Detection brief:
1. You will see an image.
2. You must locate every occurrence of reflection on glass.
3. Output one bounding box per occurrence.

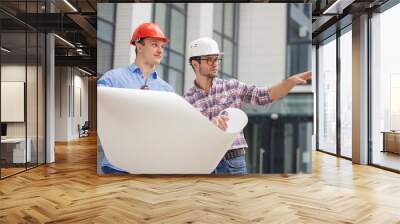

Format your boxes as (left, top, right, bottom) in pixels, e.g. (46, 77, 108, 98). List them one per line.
(98, 20, 114, 43)
(213, 3, 223, 32)
(97, 3, 115, 23)
(318, 37, 337, 154)
(169, 51, 184, 71)
(168, 69, 183, 95)
(154, 4, 166, 34)
(170, 9, 185, 53)
(222, 39, 233, 76)
(340, 29, 352, 158)
(223, 4, 234, 38)
(1, 32, 27, 177)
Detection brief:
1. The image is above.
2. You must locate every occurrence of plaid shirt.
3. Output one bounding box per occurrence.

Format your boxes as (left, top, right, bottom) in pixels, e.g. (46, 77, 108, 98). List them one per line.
(184, 78, 273, 150)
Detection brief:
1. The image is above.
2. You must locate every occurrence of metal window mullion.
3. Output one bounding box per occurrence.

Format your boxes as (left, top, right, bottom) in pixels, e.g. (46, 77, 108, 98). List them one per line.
(0, 27, 2, 179)
(25, 2, 28, 171)
(165, 4, 171, 82)
(316, 44, 319, 150)
(234, 3, 239, 78)
(367, 11, 373, 165)
(221, 3, 225, 76)
(36, 21, 39, 167)
(336, 30, 341, 157)
(181, 3, 187, 94)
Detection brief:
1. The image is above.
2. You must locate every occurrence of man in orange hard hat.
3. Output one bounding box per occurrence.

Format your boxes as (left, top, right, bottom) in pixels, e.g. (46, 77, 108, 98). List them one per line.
(98, 22, 173, 174)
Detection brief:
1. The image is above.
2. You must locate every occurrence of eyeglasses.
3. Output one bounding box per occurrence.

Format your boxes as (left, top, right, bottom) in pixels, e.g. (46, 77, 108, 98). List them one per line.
(198, 57, 222, 66)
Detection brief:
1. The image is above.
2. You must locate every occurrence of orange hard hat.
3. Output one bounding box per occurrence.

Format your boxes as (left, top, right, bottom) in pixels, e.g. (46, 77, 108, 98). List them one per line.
(130, 22, 168, 46)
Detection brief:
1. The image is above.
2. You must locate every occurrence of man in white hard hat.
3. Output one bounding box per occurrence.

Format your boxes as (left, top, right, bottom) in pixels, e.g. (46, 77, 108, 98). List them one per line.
(184, 37, 311, 174)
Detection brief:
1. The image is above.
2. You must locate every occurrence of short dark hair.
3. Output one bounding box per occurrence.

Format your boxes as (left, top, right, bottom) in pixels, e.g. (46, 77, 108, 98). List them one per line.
(134, 38, 146, 55)
(189, 56, 200, 71)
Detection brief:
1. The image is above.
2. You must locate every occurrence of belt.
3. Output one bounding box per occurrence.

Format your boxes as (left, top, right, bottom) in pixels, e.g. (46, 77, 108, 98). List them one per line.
(224, 148, 246, 160)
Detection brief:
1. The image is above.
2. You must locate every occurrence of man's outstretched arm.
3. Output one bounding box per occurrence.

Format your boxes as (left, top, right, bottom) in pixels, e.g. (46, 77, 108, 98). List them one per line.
(269, 71, 312, 101)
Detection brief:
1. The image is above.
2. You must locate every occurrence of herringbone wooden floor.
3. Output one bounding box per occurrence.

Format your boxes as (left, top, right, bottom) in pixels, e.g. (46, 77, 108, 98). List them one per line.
(1, 135, 399, 224)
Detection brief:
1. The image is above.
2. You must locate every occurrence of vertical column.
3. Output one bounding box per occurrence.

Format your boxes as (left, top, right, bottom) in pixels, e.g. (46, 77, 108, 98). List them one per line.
(46, 32, 55, 163)
(352, 14, 369, 164)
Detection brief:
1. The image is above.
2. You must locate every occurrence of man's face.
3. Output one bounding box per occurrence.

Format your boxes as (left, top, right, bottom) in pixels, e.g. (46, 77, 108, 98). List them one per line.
(195, 54, 221, 78)
(137, 38, 166, 65)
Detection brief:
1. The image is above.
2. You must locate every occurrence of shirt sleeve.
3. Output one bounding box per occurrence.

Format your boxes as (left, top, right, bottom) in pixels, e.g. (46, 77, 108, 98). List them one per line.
(235, 80, 273, 105)
(166, 84, 175, 92)
(97, 74, 112, 87)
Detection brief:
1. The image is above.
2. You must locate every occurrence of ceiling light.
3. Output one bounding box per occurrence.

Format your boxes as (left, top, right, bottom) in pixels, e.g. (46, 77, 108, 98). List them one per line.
(63, 0, 78, 12)
(322, 0, 354, 15)
(78, 67, 93, 76)
(1, 47, 11, 53)
(54, 34, 75, 48)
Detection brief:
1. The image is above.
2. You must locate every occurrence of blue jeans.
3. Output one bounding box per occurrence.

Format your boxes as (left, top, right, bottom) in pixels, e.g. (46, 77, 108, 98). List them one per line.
(101, 165, 129, 174)
(212, 155, 247, 175)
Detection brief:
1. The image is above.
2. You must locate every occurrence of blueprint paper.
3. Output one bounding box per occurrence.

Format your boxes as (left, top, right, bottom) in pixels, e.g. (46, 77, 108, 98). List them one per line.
(97, 87, 248, 174)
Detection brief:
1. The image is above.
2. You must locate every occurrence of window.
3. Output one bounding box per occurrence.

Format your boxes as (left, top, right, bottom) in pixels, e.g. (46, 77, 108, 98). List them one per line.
(287, 4, 312, 78)
(317, 35, 337, 155)
(213, 3, 239, 80)
(153, 3, 187, 95)
(97, 3, 116, 77)
(370, 2, 400, 171)
(339, 26, 352, 158)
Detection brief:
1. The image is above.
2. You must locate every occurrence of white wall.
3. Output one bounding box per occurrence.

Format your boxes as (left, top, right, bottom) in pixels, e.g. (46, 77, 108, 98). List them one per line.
(1, 65, 36, 138)
(55, 67, 89, 141)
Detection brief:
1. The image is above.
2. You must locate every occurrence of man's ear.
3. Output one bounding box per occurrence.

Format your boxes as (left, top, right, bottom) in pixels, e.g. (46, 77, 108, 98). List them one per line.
(136, 43, 143, 53)
(192, 60, 200, 71)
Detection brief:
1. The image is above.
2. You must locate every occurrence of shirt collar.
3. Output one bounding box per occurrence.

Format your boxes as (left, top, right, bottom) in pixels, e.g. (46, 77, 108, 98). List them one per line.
(193, 78, 217, 93)
(128, 63, 158, 79)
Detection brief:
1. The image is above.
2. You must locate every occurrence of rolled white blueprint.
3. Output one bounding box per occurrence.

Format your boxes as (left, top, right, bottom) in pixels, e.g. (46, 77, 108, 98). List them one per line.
(97, 87, 248, 174)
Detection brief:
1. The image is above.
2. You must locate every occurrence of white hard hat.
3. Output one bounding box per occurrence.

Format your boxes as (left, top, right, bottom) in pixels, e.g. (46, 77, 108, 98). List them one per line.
(188, 37, 223, 58)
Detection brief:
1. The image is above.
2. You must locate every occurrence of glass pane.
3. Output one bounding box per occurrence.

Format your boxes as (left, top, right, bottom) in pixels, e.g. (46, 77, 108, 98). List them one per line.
(27, 32, 38, 168)
(1, 32, 27, 177)
(213, 3, 223, 33)
(371, 4, 400, 171)
(98, 20, 113, 43)
(154, 4, 167, 34)
(161, 48, 169, 65)
(168, 51, 184, 71)
(155, 64, 165, 80)
(340, 30, 352, 158)
(317, 37, 337, 154)
(97, 3, 115, 23)
(97, 41, 113, 76)
(222, 39, 233, 75)
(223, 4, 234, 38)
(170, 9, 185, 53)
(213, 33, 223, 72)
(172, 3, 185, 11)
(168, 69, 183, 95)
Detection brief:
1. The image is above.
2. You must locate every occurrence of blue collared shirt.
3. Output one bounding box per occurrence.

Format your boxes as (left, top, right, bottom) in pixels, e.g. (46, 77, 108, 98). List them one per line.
(98, 63, 174, 172)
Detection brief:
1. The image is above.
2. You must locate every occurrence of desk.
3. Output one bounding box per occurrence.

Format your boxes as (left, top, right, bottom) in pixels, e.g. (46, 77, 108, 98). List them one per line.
(382, 131, 400, 154)
(1, 138, 31, 163)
